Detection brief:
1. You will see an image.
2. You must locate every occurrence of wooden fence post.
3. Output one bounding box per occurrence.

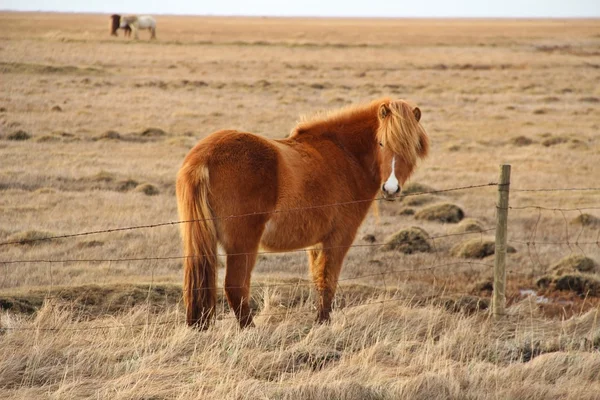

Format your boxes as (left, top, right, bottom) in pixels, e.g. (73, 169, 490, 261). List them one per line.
(493, 164, 511, 318)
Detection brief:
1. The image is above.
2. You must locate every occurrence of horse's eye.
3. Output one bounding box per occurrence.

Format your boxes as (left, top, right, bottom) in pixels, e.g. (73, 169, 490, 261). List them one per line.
(379, 142, 383, 148)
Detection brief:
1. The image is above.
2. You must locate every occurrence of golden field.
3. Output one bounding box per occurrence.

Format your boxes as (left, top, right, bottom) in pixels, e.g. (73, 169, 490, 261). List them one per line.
(1, 12, 600, 399)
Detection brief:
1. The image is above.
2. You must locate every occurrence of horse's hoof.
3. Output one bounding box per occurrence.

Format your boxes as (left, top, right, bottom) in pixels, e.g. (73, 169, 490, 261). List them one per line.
(238, 315, 255, 329)
(315, 314, 331, 324)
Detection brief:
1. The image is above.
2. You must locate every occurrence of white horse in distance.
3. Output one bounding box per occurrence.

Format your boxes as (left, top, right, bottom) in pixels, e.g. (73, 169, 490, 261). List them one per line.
(120, 16, 156, 40)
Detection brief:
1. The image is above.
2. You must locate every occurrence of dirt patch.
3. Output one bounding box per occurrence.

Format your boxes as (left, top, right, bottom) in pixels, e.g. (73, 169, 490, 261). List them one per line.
(415, 203, 464, 223)
(381, 226, 431, 254)
(450, 238, 516, 259)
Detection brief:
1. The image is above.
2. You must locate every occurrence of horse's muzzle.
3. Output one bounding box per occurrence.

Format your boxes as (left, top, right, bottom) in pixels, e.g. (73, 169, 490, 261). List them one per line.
(381, 185, 401, 200)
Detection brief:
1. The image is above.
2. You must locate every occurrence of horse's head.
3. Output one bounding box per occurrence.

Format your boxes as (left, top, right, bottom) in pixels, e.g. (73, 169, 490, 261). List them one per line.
(377, 99, 429, 199)
(109, 14, 120, 36)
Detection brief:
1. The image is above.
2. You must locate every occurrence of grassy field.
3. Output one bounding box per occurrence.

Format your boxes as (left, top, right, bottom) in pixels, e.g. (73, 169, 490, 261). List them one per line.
(1, 12, 600, 399)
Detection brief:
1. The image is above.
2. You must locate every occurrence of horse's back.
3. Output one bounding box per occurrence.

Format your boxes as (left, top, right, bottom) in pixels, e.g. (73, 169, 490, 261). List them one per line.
(183, 130, 279, 217)
(138, 16, 156, 28)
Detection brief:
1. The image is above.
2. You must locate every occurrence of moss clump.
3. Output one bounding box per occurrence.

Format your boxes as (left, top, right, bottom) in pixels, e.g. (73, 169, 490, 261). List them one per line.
(511, 135, 533, 146)
(7, 130, 31, 141)
(381, 226, 431, 254)
(451, 238, 516, 259)
(97, 130, 121, 140)
(135, 183, 160, 196)
(551, 255, 597, 275)
(140, 127, 166, 137)
(541, 136, 569, 147)
(451, 218, 485, 234)
(116, 178, 139, 192)
(571, 213, 600, 228)
(555, 274, 600, 297)
(415, 203, 464, 223)
(90, 171, 116, 182)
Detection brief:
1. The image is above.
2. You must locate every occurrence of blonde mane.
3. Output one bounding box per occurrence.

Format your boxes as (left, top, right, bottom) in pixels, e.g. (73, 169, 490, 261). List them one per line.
(377, 99, 429, 166)
(290, 98, 384, 137)
(289, 98, 428, 167)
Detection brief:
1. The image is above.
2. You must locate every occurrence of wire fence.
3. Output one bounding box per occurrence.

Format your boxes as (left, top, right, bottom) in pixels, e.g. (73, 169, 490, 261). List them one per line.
(1, 177, 599, 333)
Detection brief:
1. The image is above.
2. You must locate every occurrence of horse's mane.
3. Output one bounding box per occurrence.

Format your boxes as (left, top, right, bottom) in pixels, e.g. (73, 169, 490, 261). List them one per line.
(290, 98, 384, 138)
(290, 97, 428, 166)
(377, 99, 429, 166)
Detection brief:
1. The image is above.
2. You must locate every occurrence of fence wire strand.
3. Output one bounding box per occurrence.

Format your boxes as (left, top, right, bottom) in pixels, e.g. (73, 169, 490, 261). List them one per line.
(0, 182, 498, 247)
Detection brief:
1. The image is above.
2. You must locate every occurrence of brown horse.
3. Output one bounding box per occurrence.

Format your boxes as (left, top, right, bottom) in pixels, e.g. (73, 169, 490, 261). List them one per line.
(109, 14, 131, 37)
(176, 97, 429, 329)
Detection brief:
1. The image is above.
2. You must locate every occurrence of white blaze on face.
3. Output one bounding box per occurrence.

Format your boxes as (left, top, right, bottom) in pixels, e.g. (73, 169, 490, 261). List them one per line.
(383, 156, 400, 195)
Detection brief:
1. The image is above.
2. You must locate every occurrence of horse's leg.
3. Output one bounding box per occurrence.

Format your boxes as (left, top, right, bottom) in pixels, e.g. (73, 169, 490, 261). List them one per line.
(132, 26, 139, 40)
(309, 236, 353, 323)
(150, 27, 156, 40)
(222, 218, 264, 328)
(225, 251, 258, 328)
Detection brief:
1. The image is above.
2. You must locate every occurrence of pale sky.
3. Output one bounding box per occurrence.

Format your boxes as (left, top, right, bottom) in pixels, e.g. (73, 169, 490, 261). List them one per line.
(0, 0, 599, 17)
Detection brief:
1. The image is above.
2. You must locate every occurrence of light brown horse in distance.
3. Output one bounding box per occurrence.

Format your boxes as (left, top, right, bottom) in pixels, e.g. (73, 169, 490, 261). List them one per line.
(176, 98, 429, 329)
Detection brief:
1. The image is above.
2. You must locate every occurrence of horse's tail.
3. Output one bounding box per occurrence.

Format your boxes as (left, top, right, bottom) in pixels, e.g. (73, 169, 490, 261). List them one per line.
(176, 165, 218, 329)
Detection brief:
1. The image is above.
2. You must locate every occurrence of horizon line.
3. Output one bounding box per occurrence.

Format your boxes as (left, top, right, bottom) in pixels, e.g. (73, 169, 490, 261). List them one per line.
(1, 10, 599, 19)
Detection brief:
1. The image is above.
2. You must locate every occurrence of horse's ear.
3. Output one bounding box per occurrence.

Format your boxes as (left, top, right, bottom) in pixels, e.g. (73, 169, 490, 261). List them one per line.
(379, 103, 390, 120)
(413, 107, 421, 122)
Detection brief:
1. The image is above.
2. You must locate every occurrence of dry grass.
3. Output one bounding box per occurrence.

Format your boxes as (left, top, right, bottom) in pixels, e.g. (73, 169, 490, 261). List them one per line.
(1, 12, 600, 398)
